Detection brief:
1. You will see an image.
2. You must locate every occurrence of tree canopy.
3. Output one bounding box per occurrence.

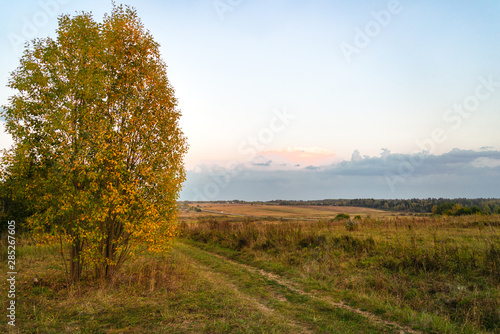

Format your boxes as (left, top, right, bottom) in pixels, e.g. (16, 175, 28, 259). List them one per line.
(1, 4, 187, 282)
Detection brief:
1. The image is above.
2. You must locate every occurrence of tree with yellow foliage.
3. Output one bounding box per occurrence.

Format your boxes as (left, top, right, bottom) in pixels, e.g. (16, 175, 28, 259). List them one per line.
(1, 5, 187, 282)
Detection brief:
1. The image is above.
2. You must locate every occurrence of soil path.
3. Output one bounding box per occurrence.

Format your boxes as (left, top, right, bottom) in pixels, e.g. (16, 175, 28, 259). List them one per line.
(178, 241, 421, 334)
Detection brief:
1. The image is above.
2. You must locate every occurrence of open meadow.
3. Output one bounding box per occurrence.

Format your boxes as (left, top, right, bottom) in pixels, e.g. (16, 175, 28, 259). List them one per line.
(183, 202, 390, 219)
(2, 2, 500, 333)
(1, 203, 499, 333)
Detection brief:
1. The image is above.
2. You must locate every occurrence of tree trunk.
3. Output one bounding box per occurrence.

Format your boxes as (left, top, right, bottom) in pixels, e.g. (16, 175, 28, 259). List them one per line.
(70, 239, 83, 283)
(105, 230, 115, 278)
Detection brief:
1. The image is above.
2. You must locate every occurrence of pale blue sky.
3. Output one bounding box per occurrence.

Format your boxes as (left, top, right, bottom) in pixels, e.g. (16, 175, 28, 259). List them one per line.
(1, 0, 500, 200)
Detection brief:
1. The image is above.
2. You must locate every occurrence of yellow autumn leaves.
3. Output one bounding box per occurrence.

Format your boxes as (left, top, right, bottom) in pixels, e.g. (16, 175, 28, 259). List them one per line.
(2, 4, 187, 282)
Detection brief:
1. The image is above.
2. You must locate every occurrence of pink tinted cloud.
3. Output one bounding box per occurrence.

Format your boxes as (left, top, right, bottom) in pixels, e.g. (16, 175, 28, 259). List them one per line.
(259, 147, 338, 166)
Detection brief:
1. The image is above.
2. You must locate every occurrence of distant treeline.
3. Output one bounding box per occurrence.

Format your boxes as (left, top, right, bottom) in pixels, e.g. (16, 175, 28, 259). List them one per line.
(268, 198, 500, 215)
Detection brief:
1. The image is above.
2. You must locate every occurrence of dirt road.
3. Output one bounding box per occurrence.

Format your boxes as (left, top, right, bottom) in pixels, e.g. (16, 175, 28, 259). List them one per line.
(176, 240, 420, 333)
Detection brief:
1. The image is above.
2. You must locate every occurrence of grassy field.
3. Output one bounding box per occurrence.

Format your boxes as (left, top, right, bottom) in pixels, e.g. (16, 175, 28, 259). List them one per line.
(1, 204, 499, 333)
(184, 203, 391, 219)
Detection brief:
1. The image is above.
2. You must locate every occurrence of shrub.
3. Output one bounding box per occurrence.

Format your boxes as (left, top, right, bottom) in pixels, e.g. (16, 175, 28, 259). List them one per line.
(333, 213, 350, 221)
(345, 219, 360, 231)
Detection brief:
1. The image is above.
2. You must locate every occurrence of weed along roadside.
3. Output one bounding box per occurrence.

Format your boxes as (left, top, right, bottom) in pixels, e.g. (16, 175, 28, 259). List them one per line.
(0, 203, 499, 332)
(178, 205, 500, 333)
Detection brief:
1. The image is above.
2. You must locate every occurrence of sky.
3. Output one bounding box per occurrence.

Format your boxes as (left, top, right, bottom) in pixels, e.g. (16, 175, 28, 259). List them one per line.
(1, 0, 500, 200)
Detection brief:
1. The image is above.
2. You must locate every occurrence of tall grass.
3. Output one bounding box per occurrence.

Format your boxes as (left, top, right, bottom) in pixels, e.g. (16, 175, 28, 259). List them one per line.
(181, 215, 500, 332)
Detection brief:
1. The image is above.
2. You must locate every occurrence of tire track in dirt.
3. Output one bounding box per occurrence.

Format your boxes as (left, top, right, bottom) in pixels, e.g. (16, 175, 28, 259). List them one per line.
(181, 241, 421, 334)
(175, 247, 314, 334)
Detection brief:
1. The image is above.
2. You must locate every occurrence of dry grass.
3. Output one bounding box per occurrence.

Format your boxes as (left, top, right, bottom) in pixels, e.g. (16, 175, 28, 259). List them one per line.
(0, 234, 395, 333)
(182, 203, 389, 219)
(0, 239, 195, 333)
(2, 207, 499, 333)
(181, 213, 500, 333)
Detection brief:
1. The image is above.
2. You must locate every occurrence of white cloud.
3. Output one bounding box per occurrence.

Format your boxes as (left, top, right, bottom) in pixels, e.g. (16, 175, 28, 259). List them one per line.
(180, 148, 500, 200)
(257, 146, 338, 167)
(471, 157, 500, 168)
